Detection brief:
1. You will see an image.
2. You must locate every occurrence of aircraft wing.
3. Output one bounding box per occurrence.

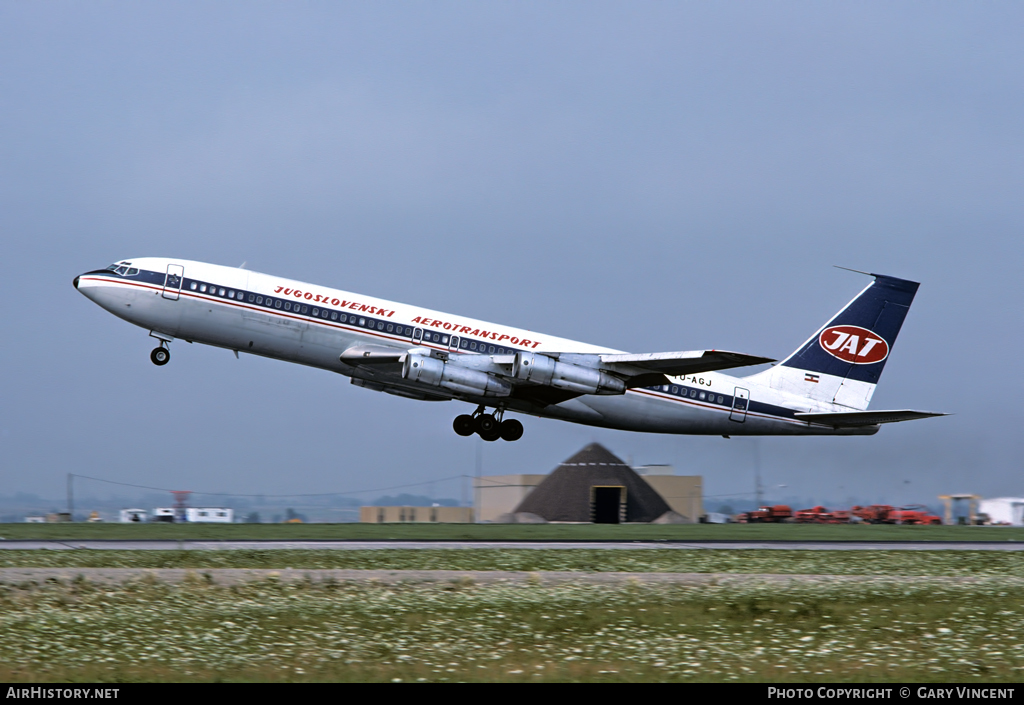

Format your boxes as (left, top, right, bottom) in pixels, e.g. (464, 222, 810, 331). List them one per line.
(794, 410, 948, 427)
(340, 344, 774, 403)
(596, 350, 775, 387)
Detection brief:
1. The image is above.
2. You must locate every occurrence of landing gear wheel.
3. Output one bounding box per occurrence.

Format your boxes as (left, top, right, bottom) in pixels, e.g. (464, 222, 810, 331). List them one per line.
(499, 419, 524, 442)
(479, 428, 501, 442)
(150, 347, 170, 366)
(453, 415, 476, 437)
(475, 414, 498, 435)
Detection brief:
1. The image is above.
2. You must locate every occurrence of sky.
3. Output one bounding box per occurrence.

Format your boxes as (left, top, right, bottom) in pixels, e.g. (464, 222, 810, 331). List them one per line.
(1, 2, 1022, 512)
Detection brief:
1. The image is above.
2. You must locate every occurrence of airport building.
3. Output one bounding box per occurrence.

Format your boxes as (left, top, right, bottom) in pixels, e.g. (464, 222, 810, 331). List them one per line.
(359, 506, 474, 523)
(151, 507, 234, 523)
(477, 443, 703, 524)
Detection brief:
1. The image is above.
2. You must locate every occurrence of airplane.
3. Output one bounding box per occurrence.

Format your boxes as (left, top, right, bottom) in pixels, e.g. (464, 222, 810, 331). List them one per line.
(73, 258, 945, 442)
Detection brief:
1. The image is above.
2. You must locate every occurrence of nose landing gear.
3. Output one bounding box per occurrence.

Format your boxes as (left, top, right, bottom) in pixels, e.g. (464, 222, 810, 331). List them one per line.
(452, 407, 524, 442)
(150, 346, 170, 366)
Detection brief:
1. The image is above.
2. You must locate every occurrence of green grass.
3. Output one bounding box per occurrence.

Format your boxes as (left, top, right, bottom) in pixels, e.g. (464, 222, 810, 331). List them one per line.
(3, 549, 1021, 682)
(3, 522, 1023, 541)
(2, 549, 1024, 577)
(0, 574, 1020, 682)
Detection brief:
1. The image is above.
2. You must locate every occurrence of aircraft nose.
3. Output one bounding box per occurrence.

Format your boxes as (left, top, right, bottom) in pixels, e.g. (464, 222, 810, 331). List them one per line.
(73, 276, 80, 289)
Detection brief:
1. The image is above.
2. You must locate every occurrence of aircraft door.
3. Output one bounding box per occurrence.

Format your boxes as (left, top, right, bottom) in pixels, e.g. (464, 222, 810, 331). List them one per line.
(729, 387, 750, 423)
(449, 335, 460, 353)
(412, 327, 423, 345)
(162, 264, 184, 300)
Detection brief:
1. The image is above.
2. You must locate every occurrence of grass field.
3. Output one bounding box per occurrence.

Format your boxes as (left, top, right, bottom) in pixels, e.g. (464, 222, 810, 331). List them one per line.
(0, 549, 1022, 682)
(3, 522, 1023, 541)
(1, 548, 1024, 576)
(0, 570, 1020, 682)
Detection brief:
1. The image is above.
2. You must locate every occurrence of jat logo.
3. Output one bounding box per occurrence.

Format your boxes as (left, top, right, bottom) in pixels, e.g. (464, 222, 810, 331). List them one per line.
(818, 325, 889, 364)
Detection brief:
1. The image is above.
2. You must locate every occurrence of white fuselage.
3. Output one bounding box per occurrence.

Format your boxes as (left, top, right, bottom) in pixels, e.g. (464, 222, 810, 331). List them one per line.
(75, 257, 875, 437)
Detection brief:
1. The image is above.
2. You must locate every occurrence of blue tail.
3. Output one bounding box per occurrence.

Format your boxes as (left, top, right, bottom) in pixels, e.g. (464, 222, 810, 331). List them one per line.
(747, 273, 919, 410)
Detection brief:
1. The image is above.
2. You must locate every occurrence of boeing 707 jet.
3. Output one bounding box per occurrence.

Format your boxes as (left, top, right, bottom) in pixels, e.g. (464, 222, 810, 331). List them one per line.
(74, 259, 944, 442)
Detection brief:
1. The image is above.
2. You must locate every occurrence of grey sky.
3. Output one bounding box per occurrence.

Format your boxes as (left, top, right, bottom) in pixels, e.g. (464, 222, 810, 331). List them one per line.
(1, 2, 1022, 509)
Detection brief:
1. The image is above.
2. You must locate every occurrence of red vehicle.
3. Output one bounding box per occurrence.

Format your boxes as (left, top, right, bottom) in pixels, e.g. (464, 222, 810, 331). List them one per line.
(738, 505, 793, 523)
(795, 506, 851, 524)
(851, 505, 896, 523)
(885, 505, 943, 525)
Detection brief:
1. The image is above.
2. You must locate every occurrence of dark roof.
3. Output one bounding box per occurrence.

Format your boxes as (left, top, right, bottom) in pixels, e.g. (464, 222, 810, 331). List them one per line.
(513, 443, 671, 522)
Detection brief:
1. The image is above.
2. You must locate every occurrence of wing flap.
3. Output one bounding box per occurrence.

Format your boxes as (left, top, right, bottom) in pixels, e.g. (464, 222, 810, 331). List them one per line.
(794, 410, 948, 427)
(599, 350, 775, 378)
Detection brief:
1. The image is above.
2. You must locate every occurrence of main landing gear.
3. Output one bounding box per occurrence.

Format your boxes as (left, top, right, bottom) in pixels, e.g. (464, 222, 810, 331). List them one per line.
(150, 345, 170, 366)
(453, 406, 524, 442)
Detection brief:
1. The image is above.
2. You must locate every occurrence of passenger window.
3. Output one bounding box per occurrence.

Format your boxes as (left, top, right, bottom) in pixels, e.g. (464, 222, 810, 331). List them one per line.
(284, 302, 292, 311)
(340, 314, 347, 322)
(461, 339, 469, 349)
(331, 312, 338, 321)
(488, 346, 495, 354)
(441, 335, 449, 344)
(717, 395, 724, 403)
(386, 324, 393, 332)
(322, 309, 328, 318)
(228, 290, 235, 298)
(200, 284, 207, 292)
(248, 294, 255, 302)
(358, 318, 366, 326)
(301, 305, 308, 313)
(218, 288, 225, 296)
(671, 386, 678, 394)
(190, 283, 198, 291)
(312, 308, 319, 316)
(699, 392, 706, 400)
(689, 389, 697, 398)
(275, 300, 281, 308)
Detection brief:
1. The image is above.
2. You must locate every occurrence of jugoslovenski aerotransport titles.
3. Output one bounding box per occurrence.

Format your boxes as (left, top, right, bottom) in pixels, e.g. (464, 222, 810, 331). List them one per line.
(74, 259, 945, 442)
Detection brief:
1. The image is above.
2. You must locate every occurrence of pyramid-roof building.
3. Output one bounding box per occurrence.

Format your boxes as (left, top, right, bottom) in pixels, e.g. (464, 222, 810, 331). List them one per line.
(513, 443, 671, 523)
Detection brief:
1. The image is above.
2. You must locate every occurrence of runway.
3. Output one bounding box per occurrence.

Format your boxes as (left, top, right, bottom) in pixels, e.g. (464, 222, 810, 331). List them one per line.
(2, 540, 1023, 551)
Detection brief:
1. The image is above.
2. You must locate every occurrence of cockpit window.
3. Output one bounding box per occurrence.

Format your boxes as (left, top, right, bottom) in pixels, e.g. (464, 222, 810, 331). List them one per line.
(105, 265, 119, 271)
(126, 268, 139, 276)
(115, 266, 129, 275)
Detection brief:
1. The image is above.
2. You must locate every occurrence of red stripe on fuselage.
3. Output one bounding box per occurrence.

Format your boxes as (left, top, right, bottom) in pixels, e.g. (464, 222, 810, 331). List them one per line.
(629, 388, 807, 427)
(78, 276, 460, 353)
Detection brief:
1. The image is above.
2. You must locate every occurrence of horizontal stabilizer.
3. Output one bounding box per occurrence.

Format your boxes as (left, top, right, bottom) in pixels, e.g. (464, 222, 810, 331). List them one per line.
(794, 410, 948, 427)
(600, 350, 775, 378)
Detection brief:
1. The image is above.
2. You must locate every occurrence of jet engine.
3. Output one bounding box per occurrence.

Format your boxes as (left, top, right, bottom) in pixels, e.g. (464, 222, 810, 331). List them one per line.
(512, 352, 625, 395)
(402, 354, 512, 398)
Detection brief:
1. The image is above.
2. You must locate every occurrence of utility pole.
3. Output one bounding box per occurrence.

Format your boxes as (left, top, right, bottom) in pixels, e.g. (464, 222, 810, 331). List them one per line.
(67, 473, 74, 521)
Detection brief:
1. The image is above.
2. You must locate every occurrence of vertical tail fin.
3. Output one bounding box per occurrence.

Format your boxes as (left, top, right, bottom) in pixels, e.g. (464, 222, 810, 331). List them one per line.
(746, 273, 919, 410)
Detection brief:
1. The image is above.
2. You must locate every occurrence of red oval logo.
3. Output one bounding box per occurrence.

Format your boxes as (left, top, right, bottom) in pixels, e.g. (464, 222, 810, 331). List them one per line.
(818, 325, 889, 364)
